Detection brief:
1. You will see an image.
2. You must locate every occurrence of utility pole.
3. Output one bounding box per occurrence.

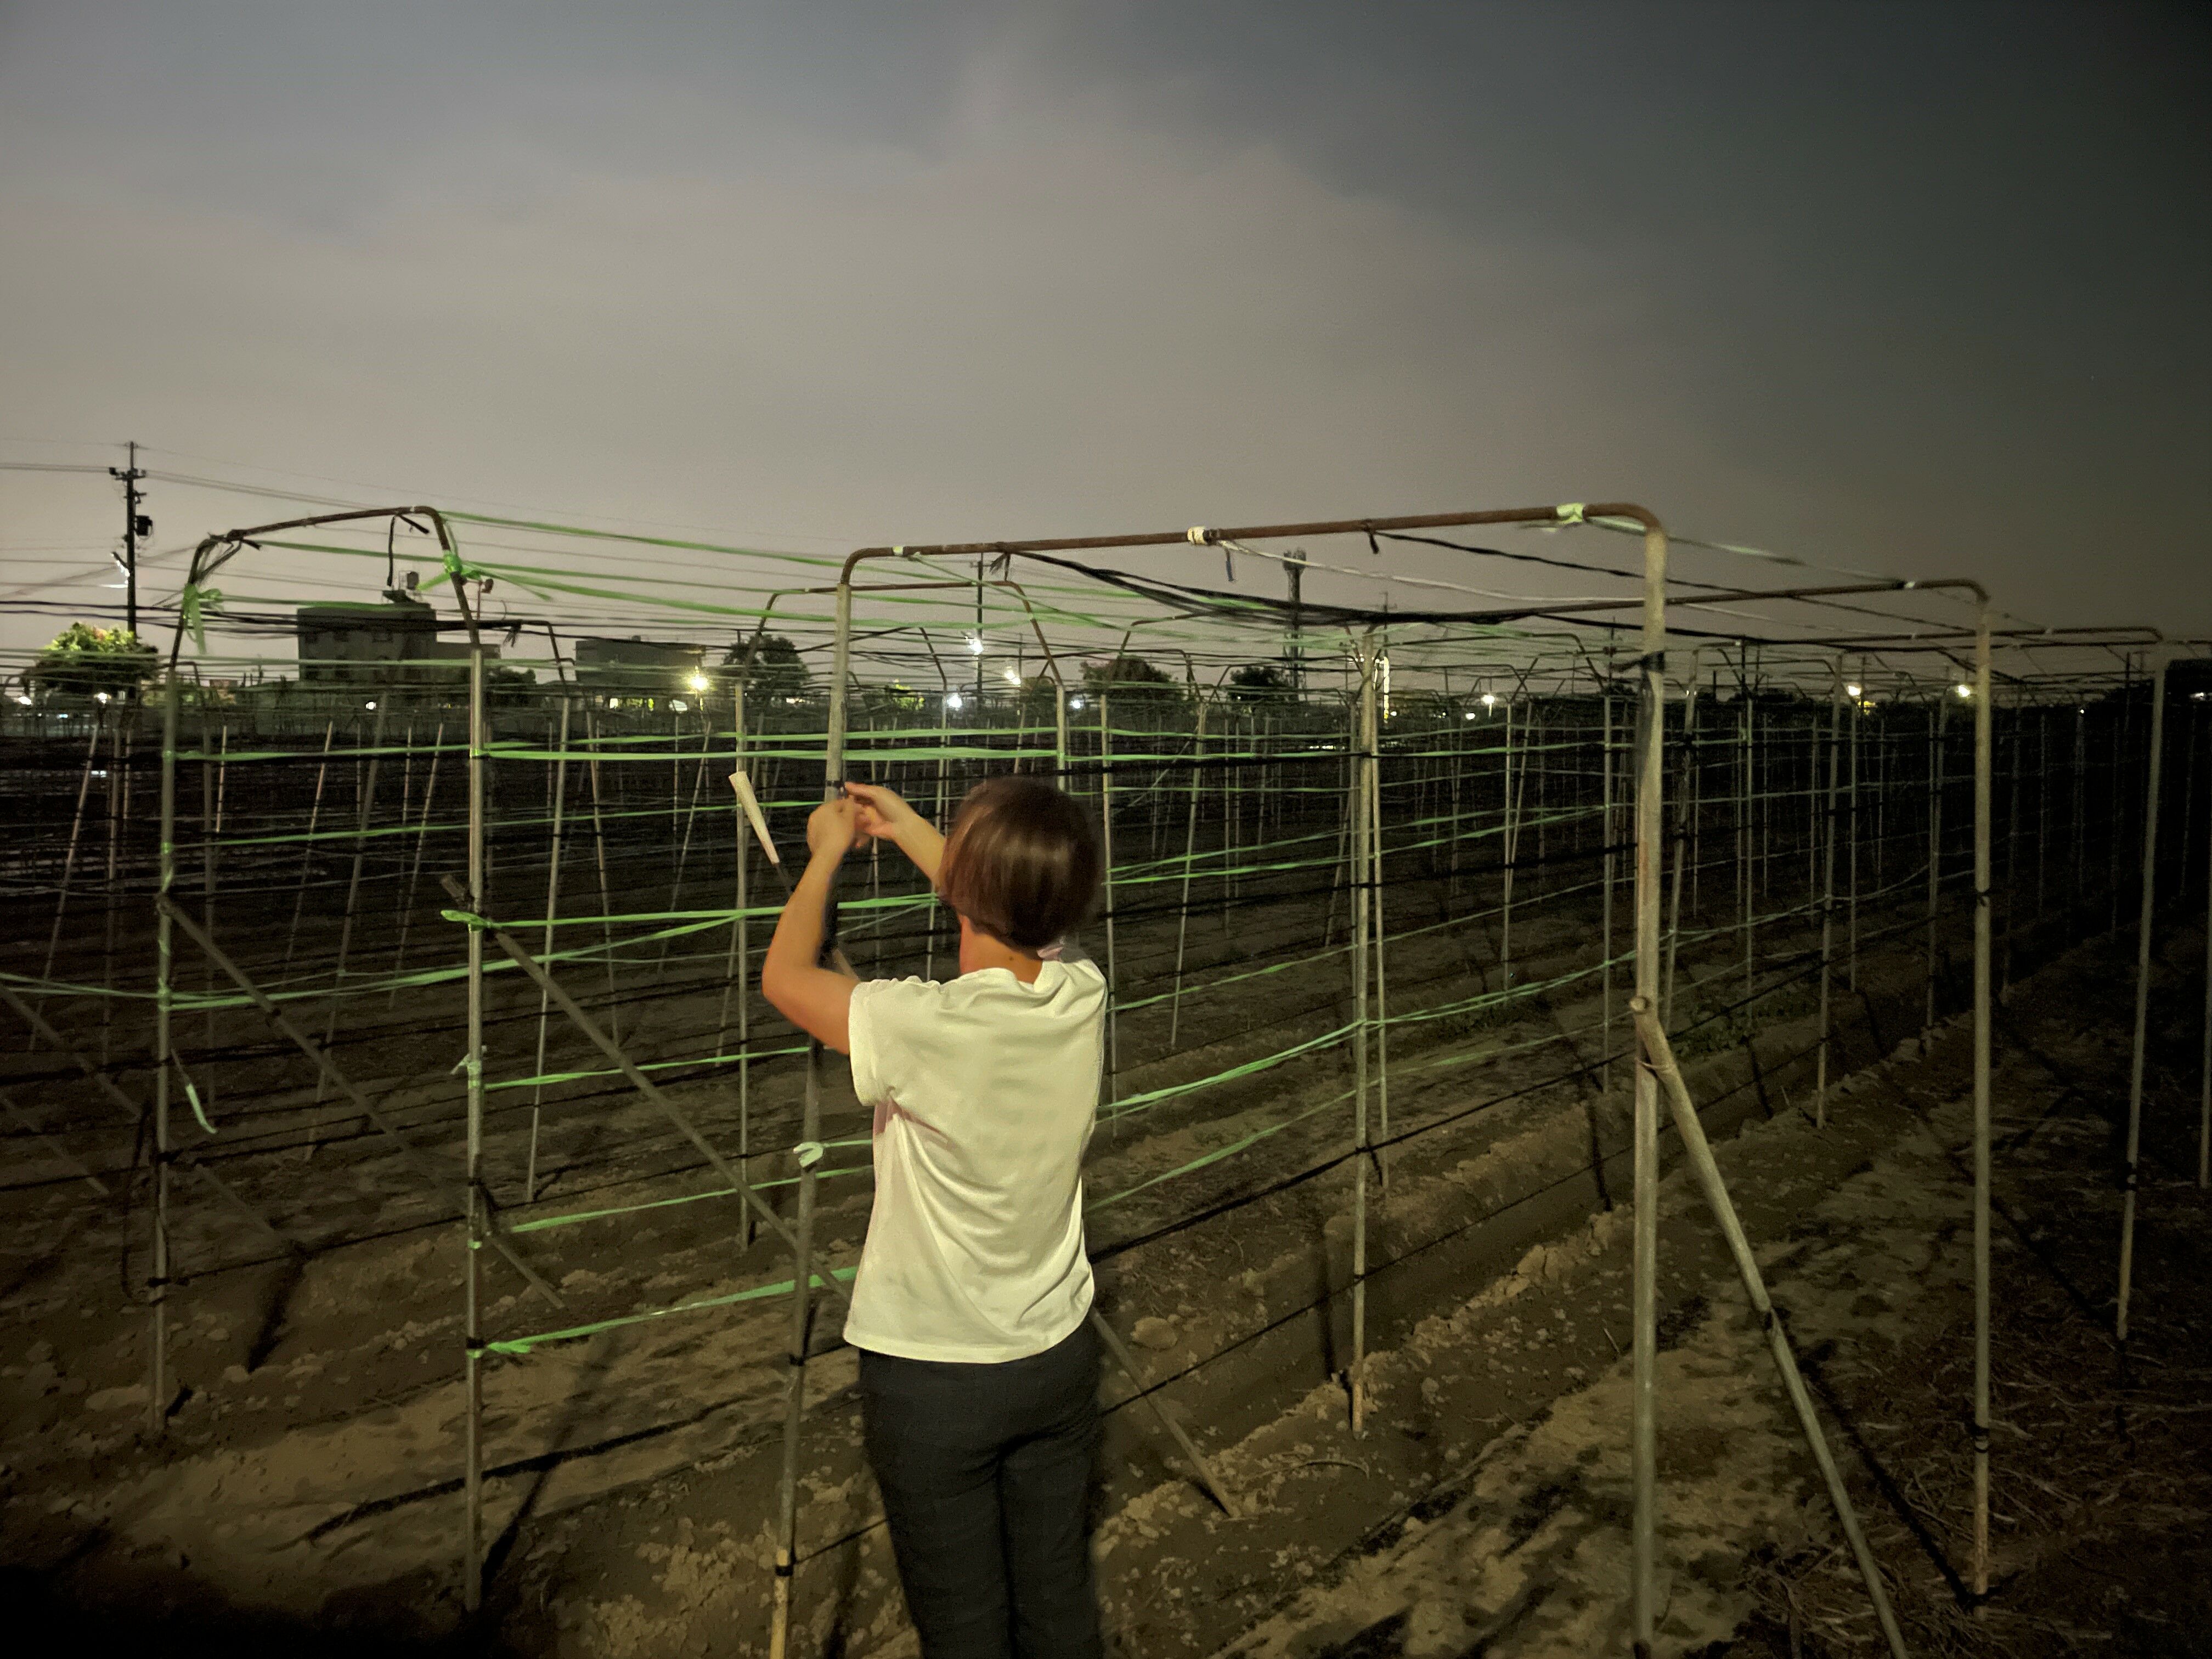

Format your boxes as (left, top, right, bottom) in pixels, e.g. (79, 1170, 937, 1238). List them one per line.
(108, 441, 149, 638)
(1284, 548, 1307, 690)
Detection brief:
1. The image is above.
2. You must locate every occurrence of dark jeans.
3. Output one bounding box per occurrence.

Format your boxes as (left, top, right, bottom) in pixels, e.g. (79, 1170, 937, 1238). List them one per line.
(858, 1320, 1105, 1659)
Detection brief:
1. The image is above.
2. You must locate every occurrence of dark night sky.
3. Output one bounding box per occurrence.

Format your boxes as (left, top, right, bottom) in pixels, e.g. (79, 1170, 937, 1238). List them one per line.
(2, 1, 2207, 645)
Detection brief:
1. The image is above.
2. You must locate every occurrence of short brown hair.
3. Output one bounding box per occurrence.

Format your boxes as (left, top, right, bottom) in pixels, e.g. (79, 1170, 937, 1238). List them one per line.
(936, 776, 1101, 951)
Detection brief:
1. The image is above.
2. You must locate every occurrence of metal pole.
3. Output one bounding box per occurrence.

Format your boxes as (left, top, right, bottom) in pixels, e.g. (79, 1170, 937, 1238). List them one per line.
(1970, 606, 1994, 1609)
(1629, 514, 1668, 1657)
(2117, 659, 2169, 1344)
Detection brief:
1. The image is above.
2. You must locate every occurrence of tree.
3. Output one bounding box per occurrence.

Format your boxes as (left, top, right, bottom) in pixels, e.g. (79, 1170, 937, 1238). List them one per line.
(25, 623, 157, 704)
(1081, 653, 1182, 702)
(723, 634, 813, 701)
(1226, 663, 1293, 703)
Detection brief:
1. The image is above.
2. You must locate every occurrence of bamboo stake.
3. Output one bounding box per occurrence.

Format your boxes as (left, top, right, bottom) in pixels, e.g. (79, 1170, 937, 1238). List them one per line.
(1169, 696, 1207, 1048)
(1631, 1000, 1910, 1659)
(1349, 639, 1375, 1434)
(308, 701, 386, 1145)
(33, 704, 104, 1015)
(149, 668, 179, 1437)
(279, 720, 337, 980)
(1099, 691, 1121, 1093)
(1970, 607, 1994, 1610)
(1601, 693, 1615, 1089)
(2117, 658, 2168, 1344)
(1628, 515, 1667, 1656)
(462, 642, 487, 1613)
(527, 697, 572, 1205)
(1818, 663, 1843, 1128)
(1927, 698, 1946, 1035)
(386, 719, 445, 998)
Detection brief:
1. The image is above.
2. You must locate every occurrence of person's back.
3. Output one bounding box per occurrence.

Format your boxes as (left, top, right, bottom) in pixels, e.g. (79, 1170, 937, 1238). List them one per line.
(845, 949, 1105, 1362)
(759, 774, 1108, 1659)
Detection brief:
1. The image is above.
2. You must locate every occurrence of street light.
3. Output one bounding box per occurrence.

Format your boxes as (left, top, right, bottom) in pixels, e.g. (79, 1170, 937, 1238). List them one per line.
(965, 635, 984, 656)
(686, 672, 710, 693)
(946, 692, 965, 711)
(1953, 683, 1973, 700)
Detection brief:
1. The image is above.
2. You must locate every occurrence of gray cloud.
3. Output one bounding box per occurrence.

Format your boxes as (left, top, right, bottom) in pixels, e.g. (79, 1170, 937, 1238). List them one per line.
(2, 0, 2205, 646)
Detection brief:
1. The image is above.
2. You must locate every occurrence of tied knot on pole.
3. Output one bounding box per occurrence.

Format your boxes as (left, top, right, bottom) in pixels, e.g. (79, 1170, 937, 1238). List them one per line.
(178, 583, 225, 651)
(440, 907, 493, 932)
(794, 1139, 826, 1170)
(1554, 503, 1587, 525)
(440, 546, 493, 586)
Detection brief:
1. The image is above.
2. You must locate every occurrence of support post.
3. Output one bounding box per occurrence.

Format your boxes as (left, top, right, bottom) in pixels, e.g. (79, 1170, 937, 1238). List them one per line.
(150, 667, 179, 1437)
(462, 644, 487, 1613)
(1629, 515, 1667, 1658)
(2117, 658, 2168, 1344)
(1970, 606, 1994, 1609)
(1631, 1001, 1910, 1659)
(1818, 661, 1843, 1127)
(1348, 639, 1375, 1432)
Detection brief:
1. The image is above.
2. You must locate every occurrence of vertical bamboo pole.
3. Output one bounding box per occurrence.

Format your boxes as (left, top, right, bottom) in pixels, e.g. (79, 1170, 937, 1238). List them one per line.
(770, 578, 851, 1659)
(279, 720, 337, 979)
(1847, 669, 1860, 993)
(35, 706, 104, 1007)
(1927, 697, 1946, 1035)
(1601, 693, 1615, 1090)
(1500, 703, 1520, 988)
(309, 702, 386, 1140)
(724, 676, 754, 1245)
(149, 669, 180, 1437)
(583, 709, 619, 1043)
(527, 697, 572, 1204)
(387, 720, 446, 998)
(2117, 658, 2169, 1344)
(2199, 713, 2210, 1187)
(1818, 662, 1843, 1128)
(100, 715, 127, 1065)
(1367, 672, 1391, 1186)
(461, 637, 488, 1613)
(1099, 690, 1121, 1094)
(1628, 515, 1668, 1656)
(1348, 638, 1375, 1434)
(1969, 606, 1995, 1610)
(1170, 696, 1207, 1047)
(2073, 706, 2087, 930)
(1738, 678, 1753, 1011)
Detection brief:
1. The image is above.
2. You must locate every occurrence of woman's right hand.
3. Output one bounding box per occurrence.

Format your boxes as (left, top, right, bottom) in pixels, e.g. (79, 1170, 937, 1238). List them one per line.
(843, 781, 919, 841)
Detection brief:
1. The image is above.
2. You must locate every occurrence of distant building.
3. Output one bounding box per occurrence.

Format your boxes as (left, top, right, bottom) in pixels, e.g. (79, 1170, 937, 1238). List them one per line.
(574, 635, 708, 701)
(295, 591, 496, 687)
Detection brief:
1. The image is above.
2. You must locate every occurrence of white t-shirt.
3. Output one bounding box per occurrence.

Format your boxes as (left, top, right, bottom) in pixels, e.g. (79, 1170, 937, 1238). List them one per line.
(843, 956, 1107, 1364)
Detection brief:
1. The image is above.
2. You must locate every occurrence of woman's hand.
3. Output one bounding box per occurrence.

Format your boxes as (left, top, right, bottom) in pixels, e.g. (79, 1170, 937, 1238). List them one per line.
(843, 781, 920, 841)
(806, 796, 865, 861)
(842, 780, 945, 881)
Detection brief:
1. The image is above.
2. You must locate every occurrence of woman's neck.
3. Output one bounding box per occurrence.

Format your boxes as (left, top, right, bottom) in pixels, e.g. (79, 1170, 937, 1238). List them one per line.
(957, 919, 1044, 984)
